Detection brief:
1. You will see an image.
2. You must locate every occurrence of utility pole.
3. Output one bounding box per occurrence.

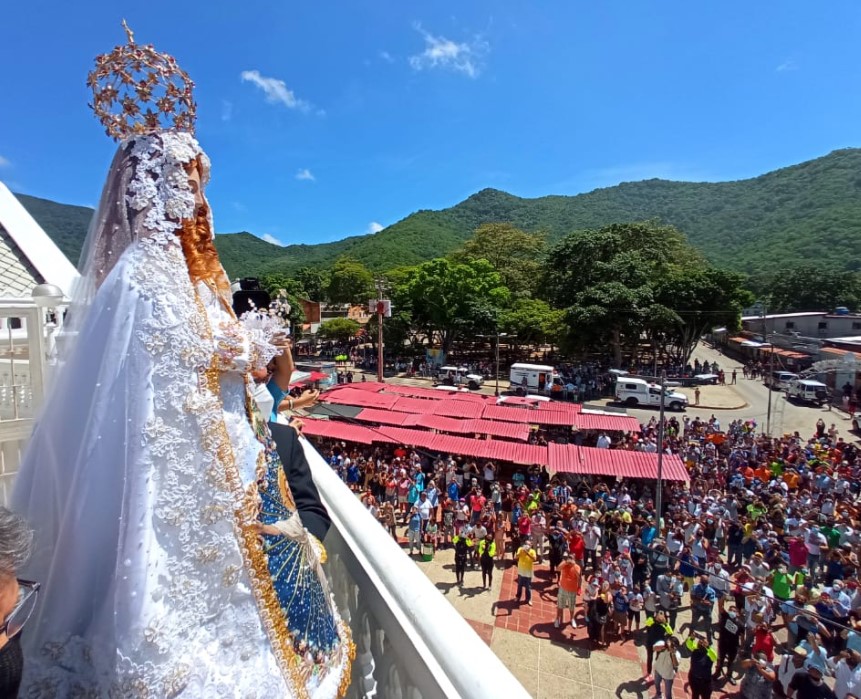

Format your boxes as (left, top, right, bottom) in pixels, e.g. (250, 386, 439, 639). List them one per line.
(762, 306, 774, 437)
(375, 278, 385, 383)
(494, 330, 501, 397)
(655, 371, 666, 526)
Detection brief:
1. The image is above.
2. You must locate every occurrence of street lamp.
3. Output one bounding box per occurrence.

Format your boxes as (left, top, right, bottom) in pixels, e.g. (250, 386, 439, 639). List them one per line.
(31, 284, 64, 310)
(478, 331, 511, 397)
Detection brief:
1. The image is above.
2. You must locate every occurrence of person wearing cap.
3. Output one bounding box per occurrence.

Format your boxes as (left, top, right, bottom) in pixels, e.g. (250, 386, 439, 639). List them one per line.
(788, 662, 837, 699)
(652, 636, 681, 699)
(776, 646, 809, 698)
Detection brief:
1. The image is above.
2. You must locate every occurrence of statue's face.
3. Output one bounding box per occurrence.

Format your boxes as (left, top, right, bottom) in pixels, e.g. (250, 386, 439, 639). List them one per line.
(187, 161, 206, 213)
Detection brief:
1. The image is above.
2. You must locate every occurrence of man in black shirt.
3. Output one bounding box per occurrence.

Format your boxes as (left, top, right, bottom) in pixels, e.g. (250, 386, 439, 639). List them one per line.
(686, 632, 716, 699)
(788, 664, 837, 699)
(713, 605, 744, 684)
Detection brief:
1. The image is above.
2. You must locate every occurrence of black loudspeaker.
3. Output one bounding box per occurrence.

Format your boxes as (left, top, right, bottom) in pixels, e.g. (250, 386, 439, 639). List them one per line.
(232, 277, 271, 315)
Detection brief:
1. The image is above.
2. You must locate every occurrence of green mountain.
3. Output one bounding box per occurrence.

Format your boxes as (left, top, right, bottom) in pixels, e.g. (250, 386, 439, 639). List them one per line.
(15, 148, 861, 278)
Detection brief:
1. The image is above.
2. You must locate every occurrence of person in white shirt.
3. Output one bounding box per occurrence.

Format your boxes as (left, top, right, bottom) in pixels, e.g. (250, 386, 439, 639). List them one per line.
(652, 638, 681, 699)
(777, 647, 809, 697)
(830, 651, 861, 699)
(583, 517, 601, 571)
(707, 560, 731, 614)
(531, 512, 547, 562)
(596, 432, 611, 449)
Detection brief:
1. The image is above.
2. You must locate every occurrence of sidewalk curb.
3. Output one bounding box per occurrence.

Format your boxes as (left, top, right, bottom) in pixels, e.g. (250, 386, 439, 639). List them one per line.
(688, 402, 749, 411)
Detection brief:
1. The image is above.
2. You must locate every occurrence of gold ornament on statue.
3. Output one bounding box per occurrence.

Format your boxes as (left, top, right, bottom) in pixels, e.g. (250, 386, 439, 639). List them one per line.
(87, 20, 197, 140)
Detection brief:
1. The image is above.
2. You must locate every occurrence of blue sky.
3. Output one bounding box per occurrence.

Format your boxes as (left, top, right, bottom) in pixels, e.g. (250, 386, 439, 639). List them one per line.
(1, 2, 860, 247)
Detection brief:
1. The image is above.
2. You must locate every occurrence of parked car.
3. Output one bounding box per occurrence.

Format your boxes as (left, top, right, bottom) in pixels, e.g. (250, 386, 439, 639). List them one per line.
(438, 366, 483, 390)
(765, 371, 799, 391)
(852, 411, 861, 432)
(615, 378, 688, 411)
(786, 379, 829, 407)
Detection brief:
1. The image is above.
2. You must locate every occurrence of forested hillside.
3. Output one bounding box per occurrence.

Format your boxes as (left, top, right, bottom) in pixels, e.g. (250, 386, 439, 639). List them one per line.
(15, 148, 861, 278)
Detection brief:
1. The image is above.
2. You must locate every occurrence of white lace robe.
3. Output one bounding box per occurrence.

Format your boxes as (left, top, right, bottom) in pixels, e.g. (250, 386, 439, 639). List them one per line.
(13, 228, 348, 698)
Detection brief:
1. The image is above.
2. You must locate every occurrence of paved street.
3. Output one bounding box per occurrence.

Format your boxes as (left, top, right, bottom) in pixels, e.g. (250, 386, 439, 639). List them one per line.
(355, 341, 853, 443)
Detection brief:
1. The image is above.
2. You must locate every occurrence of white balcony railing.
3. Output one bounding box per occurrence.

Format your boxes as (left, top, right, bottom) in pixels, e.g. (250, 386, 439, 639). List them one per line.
(306, 441, 531, 699)
(0, 295, 530, 698)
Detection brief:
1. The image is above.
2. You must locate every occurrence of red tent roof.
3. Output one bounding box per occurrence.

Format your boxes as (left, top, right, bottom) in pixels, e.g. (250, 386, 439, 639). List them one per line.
(323, 387, 399, 410)
(390, 396, 439, 414)
(546, 443, 688, 481)
(547, 443, 590, 474)
(299, 419, 384, 444)
(575, 413, 642, 433)
(538, 402, 582, 414)
(464, 419, 530, 441)
(353, 409, 412, 426)
(432, 400, 486, 420)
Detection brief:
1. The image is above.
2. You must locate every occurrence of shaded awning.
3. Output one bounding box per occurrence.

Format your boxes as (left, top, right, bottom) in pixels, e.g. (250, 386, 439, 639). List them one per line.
(575, 413, 642, 433)
(299, 419, 383, 444)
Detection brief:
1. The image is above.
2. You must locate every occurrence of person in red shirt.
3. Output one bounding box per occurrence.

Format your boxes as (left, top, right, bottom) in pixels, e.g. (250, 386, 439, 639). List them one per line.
(568, 529, 586, 569)
(787, 536, 808, 573)
(469, 489, 487, 525)
(751, 620, 776, 662)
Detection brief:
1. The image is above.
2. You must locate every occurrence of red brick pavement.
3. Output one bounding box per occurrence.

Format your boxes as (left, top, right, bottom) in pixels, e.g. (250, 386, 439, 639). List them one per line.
(491, 563, 737, 698)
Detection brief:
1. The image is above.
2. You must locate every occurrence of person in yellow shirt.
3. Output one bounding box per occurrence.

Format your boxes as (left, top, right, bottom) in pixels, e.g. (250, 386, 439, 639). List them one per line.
(515, 537, 538, 606)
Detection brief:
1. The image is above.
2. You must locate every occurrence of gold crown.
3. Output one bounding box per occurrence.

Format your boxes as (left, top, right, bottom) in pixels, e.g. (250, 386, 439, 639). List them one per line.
(87, 21, 196, 141)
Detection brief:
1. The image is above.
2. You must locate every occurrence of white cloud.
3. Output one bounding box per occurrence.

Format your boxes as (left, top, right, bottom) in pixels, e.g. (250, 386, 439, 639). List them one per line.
(408, 23, 488, 78)
(366, 221, 384, 234)
(221, 100, 233, 121)
(295, 168, 316, 182)
(240, 70, 313, 112)
(379, 50, 394, 63)
(776, 59, 797, 72)
(0, 155, 10, 168)
(261, 233, 283, 246)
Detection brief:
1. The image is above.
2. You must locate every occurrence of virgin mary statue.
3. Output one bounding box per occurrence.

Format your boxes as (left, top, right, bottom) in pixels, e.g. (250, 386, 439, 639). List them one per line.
(11, 26, 352, 698)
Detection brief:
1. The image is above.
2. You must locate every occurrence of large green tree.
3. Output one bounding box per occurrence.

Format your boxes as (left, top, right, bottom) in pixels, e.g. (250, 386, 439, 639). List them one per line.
(753, 265, 861, 313)
(326, 257, 375, 304)
(650, 267, 754, 364)
(542, 221, 746, 366)
(398, 258, 510, 353)
(295, 267, 328, 302)
(499, 297, 565, 347)
(317, 318, 361, 342)
(456, 223, 546, 295)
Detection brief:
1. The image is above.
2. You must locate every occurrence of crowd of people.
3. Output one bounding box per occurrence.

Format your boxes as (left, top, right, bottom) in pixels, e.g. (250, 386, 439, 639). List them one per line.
(313, 400, 861, 699)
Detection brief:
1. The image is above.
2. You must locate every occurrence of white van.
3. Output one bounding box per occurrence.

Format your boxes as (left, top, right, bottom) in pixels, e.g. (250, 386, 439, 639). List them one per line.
(765, 371, 799, 391)
(438, 366, 483, 390)
(615, 378, 688, 411)
(786, 379, 828, 407)
(509, 363, 557, 394)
